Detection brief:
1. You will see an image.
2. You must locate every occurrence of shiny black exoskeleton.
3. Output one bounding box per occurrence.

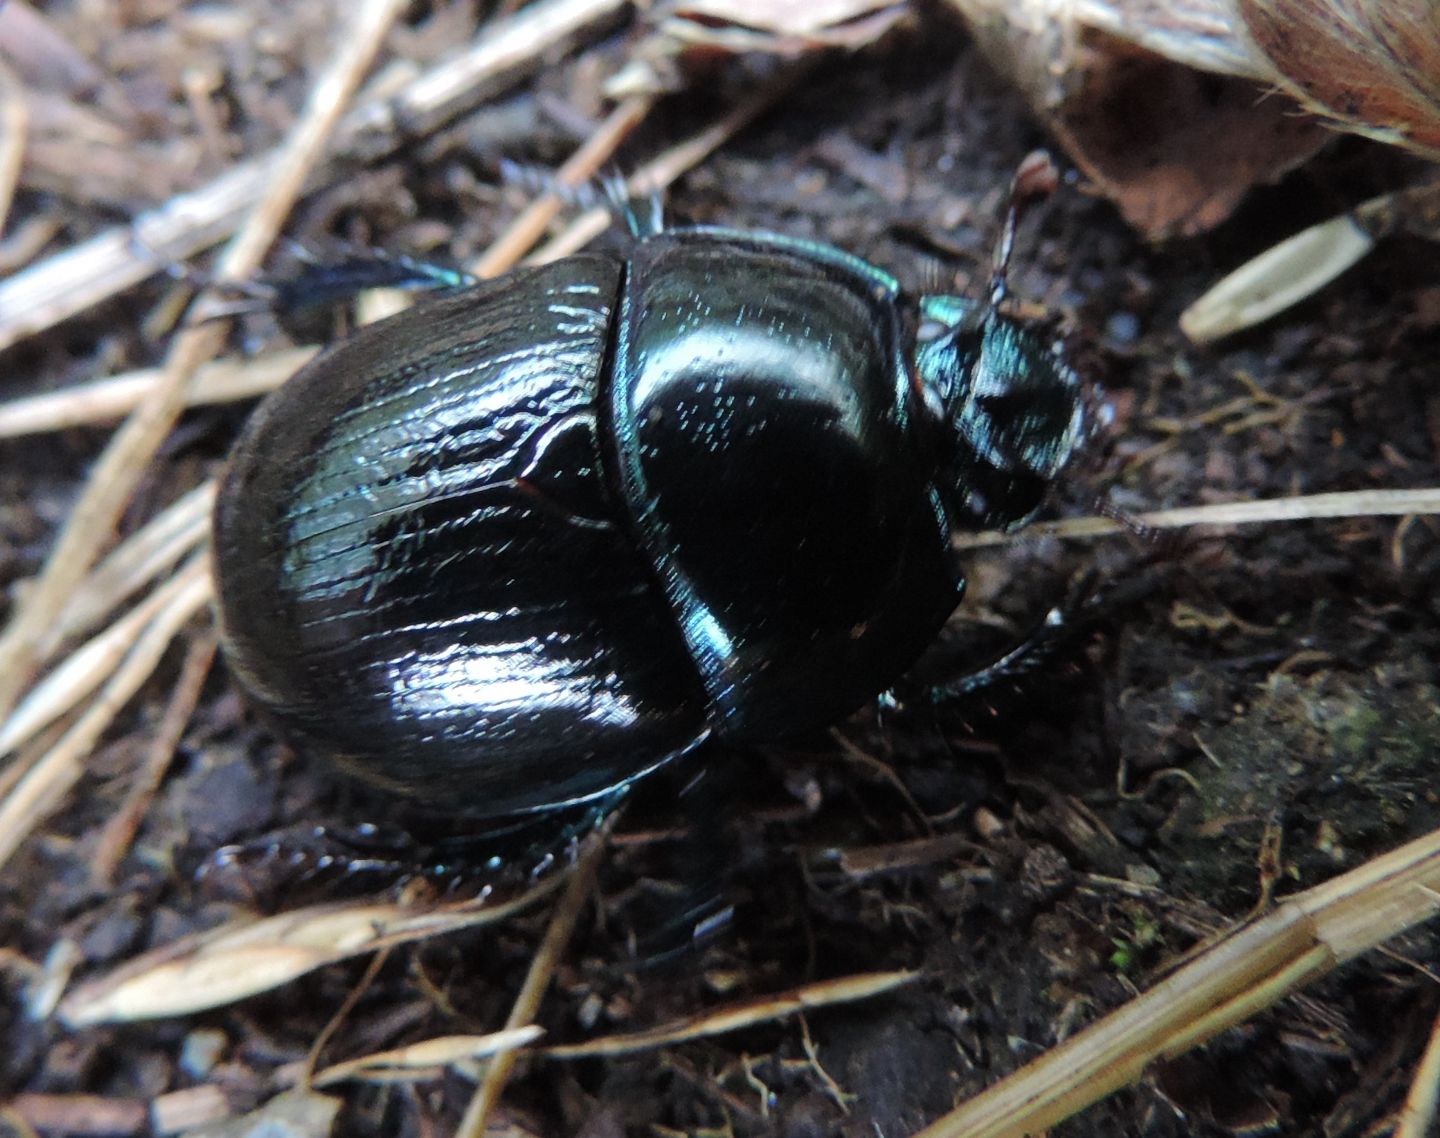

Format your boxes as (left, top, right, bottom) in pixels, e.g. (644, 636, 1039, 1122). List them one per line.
(213, 164, 1088, 818)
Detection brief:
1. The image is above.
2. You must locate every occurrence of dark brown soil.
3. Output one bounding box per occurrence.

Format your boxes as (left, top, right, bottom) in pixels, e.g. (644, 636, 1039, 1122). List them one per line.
(2, 5, 1438, 1137)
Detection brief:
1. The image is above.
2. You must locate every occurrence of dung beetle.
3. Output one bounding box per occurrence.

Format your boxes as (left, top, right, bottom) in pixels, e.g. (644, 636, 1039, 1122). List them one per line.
(212, 154, 1089, 818)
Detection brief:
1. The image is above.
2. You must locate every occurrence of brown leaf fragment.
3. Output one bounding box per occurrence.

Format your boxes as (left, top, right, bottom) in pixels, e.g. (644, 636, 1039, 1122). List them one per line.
(945, 0, 1330, 237)
(944, 0, 1440, 237)
(1237, 0, 1440, 156)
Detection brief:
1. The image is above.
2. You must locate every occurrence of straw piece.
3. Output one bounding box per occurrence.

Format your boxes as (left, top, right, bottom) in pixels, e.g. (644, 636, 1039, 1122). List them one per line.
(312, 1027, 545, 1086)
(953, 487, 1440, 549)
(912, 826, 1440, 1138)
(455, 834, 607, 1138)
(544, 971, 921, 1058)
(0, 0, 406, 726)
(0, 555, 211, 870)
(59, 875, 564, 1026)
(0, 348, 313, 440)
(0, 0, 628, 353)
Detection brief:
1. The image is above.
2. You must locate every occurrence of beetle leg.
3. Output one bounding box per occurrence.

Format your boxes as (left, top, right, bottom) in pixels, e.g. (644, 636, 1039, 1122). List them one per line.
(202, 247, 481, 343)
(267, 249, 477, 313)
(926, 603, 1070, 702)
(886, 571, 1097, 711)
(595, 166, 665, 238)
(500, 160, 666, 239)
(603, 754, 746, 973)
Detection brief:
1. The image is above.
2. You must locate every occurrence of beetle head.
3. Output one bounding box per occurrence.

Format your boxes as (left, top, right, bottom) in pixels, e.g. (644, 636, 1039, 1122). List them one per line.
(915, 301, 1086, 530)
(913, 151, 1089, 530)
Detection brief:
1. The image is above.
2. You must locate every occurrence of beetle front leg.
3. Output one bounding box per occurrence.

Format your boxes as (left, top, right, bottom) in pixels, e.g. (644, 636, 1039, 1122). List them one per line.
(883, 572, 1097, 712)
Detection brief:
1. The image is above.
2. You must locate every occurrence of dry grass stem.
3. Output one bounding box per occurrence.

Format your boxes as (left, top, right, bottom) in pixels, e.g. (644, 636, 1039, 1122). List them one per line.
(58, 873, 567, 1027)
(0, 554, 211, 870)
(455, 833, 609, 1138)
(913, 825, 1440, 1138)
(0, 61, 27, 234)
(0, 347, 316, 440)
(544, 971, 920, 1058)
(0, 0, 405, 728)
(954, 487, 1440, 548)
(312, 1027, 545, 1087)
(51, 482, 217, 649)
(1396, 1006, 1440, 1138)
(0, 0, 626, 353)
(88, 632, 218, 884)
(0, 560, 206, 761)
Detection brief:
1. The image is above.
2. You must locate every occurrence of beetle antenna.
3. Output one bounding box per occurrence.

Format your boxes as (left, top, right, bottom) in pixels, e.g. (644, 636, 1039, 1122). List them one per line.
(989, 150, 1059, 310)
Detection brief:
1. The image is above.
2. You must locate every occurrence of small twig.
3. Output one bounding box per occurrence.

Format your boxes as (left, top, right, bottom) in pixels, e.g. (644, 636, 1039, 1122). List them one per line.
(0, 554, 211, 870)
(89, 630, 217, 884)
(0, 0, 406, 726)
(912, 824, 1440, 1138)
(953, 487, 1440, 549)
(455, 833, 608, 1138)
(1396, 1004, 1440, 1138)
(0, 0, 628, 352)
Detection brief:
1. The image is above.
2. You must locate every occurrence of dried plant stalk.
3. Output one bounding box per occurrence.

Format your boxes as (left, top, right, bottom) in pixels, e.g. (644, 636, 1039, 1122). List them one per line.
(916, 824, 1440, 1138)
(59, 875, 564, 1026)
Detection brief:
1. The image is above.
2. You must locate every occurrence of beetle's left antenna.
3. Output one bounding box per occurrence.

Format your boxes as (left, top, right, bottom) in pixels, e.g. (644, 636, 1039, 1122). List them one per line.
(990, 150, 1059, 310)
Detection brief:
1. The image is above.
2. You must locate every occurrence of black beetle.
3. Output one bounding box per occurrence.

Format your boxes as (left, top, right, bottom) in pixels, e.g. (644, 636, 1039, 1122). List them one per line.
(212, 157, 1089, 818)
